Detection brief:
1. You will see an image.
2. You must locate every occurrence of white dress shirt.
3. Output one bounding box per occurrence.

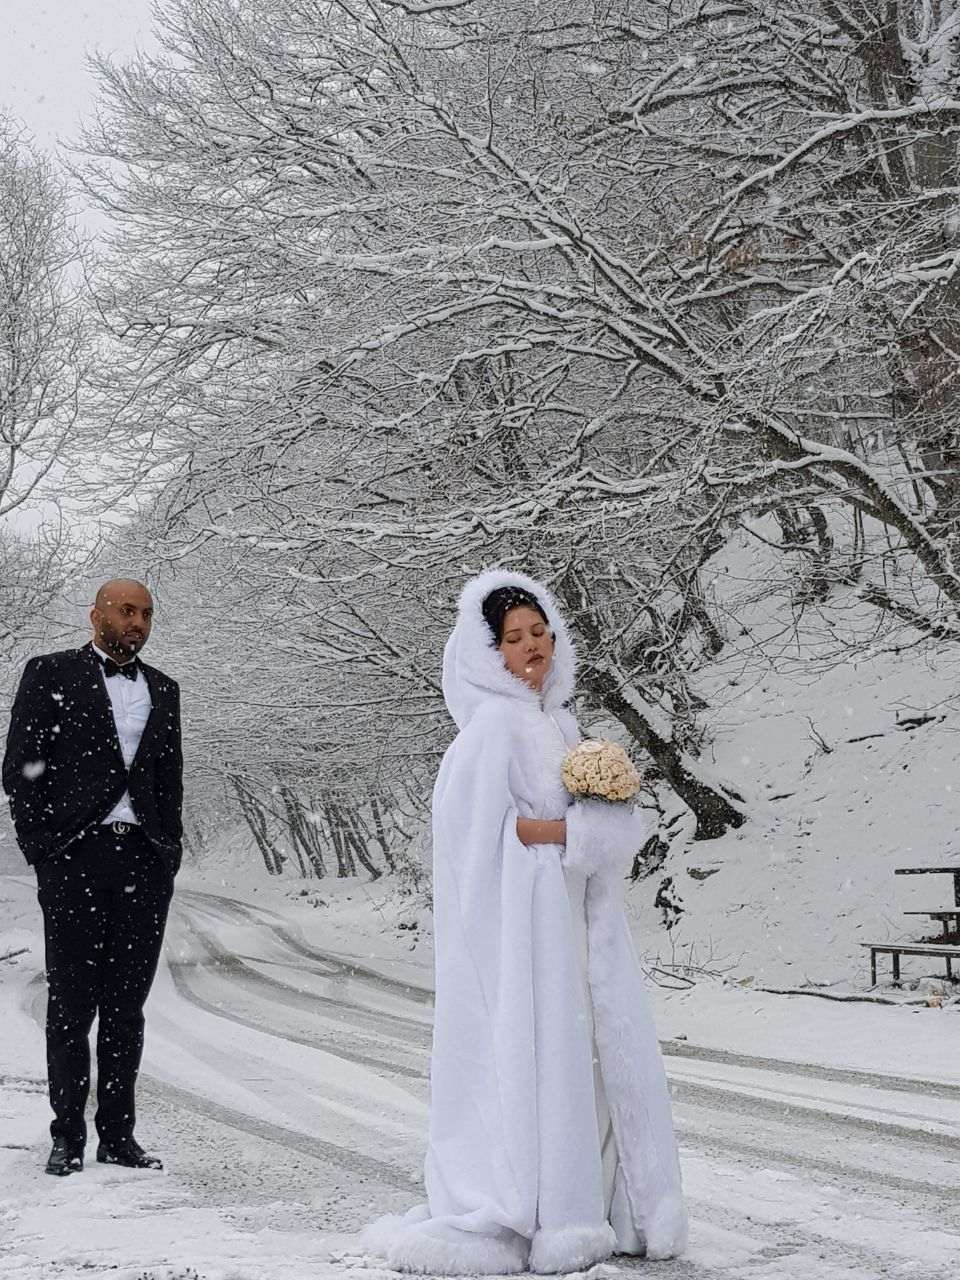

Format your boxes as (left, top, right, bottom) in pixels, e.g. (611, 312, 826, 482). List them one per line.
(93, 643, 153, 825)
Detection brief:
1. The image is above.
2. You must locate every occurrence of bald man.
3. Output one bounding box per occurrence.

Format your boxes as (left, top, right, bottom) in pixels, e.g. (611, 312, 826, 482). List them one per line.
(2, 580, 183, 1176)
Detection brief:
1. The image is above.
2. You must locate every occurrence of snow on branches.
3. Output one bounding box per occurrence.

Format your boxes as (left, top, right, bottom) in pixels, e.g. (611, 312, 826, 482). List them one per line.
(77, 0, 960, 837)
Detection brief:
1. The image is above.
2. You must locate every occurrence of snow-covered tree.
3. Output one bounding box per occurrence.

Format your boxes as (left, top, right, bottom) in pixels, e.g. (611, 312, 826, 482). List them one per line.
(78, 1, 960, 840)
(0, 119, 96, 678)
(0, 118, 90, 520)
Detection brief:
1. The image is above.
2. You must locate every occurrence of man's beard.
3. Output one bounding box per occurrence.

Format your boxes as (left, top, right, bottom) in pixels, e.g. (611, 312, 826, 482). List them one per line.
(102, 628, 143, 657)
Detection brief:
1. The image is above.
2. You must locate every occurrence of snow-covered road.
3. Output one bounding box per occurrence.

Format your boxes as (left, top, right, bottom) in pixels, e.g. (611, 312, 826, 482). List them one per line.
(2, 875, 958, 1279)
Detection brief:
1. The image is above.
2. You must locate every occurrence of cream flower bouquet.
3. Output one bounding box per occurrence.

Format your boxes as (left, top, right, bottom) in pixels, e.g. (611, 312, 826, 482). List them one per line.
(561, 739, 641, 804)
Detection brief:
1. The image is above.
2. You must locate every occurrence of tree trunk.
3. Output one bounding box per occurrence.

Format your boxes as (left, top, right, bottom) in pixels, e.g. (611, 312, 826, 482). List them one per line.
(330, 802, 382, 880)
(805, 505, 834, 602)
(590, 667, 745, 841)
(556, 568, 746, 840)
(322, 803, 355, 877)
(369, 797, 396, 872)
(230, 775, 284, 874)
(279, 786, 327, 877)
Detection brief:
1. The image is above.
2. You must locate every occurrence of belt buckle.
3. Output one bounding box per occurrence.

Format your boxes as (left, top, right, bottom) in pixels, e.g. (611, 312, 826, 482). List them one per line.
(112, 821, 131, 836)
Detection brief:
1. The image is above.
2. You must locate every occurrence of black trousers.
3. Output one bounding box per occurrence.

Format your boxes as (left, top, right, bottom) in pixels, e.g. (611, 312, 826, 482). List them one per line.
(36, 827, 172, 1146)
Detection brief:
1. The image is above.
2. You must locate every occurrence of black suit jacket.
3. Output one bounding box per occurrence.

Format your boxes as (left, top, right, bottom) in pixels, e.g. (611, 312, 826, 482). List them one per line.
(2, 643, 183, 875)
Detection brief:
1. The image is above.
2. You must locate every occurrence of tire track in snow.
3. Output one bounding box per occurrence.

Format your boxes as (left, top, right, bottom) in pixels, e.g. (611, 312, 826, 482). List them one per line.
(23, 971, 424, 1198)
(169, 900, 429, 1081)
(180, 891, 960, 1141)
(175, 898, 959, 1163)
(662, 1037, 960, 1104)
(171, 894, 960, 1197)
(178, 888, 434, 1004)
(682, 1192, 956, 1280)
(169, 900, 429, 1042)
(138, 1076, 422, 1194)
(184, 890, 960, 1105)
(676, 1111, 960, 1210)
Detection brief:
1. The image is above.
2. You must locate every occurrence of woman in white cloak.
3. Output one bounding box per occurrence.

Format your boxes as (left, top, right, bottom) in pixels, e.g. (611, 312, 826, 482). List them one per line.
(363, 569, 687, 1274)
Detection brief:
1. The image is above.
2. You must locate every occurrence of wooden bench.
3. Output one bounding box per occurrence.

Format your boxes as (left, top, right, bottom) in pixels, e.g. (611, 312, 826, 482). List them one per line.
(895, 866, 960, 906)
(903, 910, 960, 942)
(862, 942, 960, 986)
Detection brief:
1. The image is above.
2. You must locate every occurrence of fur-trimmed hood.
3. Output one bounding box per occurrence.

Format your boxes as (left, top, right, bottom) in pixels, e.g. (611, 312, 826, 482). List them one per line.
(442, 569, 576, 729)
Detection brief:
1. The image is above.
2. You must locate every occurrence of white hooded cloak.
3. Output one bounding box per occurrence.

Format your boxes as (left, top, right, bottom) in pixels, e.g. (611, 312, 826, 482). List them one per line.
(363, 570, 686, 1274)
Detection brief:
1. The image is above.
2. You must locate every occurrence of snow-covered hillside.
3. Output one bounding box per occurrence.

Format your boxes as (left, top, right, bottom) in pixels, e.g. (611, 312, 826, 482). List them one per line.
(617, 532, 960, 994)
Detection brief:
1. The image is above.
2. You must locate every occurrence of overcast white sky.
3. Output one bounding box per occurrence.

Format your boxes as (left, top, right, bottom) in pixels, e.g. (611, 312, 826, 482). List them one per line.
(4, 1, 156, 156)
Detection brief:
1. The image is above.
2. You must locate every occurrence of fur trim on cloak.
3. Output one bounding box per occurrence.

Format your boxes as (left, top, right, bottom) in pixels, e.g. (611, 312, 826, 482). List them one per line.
(361, 1212, 528, 1275)
(529, 1223, 618, 1274)
(585, 873, 689, 1260)
(442, 568, 576, 729)
(564, 798, 645, 880)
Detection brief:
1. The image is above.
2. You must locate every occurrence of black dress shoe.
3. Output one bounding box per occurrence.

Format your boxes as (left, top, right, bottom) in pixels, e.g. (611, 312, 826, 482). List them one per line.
(96, 1138, 163, 1170)
(45, 1138, 84, 1176)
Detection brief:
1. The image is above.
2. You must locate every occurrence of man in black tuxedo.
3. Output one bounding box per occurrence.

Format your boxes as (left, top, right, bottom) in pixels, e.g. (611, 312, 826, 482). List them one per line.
(2, 579, 183, 1176)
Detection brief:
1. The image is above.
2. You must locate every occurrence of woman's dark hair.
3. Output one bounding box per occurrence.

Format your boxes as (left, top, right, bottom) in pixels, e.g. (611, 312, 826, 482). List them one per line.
(482, 586, 550, 643)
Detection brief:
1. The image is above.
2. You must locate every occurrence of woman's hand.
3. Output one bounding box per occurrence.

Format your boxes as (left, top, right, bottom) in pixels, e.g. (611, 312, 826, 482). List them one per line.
(516, 817, 566, 847)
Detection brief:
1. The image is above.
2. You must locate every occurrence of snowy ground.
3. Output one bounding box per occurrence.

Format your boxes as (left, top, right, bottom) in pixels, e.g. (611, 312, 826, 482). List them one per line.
(2, 869, 959, 1280)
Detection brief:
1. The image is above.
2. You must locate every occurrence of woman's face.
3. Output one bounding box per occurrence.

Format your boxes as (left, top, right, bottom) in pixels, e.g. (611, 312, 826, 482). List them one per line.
(498, 605, 554, 692)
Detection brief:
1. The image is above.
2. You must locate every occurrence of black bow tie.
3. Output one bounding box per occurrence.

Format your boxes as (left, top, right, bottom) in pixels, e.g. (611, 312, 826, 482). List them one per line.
(99, 655, 139, 681)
